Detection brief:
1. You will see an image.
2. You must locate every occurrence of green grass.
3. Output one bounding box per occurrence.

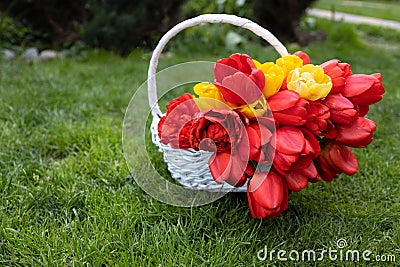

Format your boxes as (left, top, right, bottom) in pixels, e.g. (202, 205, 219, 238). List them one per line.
(1, 20, 400, 265)
(313, 0, 400, 22)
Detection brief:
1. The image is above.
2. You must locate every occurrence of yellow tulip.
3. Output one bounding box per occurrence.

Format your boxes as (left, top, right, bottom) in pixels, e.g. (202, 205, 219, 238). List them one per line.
(276, 55, 304, 77)
(194, 82, 223, 99)
(253, 60, 284, 98)
(287, 64, 333, 101)
(237, 96, 268, 119)
(193, 82, 228, 110)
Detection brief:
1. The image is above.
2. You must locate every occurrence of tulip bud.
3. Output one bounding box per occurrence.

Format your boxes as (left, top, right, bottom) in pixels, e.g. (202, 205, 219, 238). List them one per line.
(239, 120, 273, 162)
(293, 51, 311, 65)
(247, 171, 288, 218)
(323, 93, 358, 125)
(342, 73, 385, 108)
(268, 90, 308, 126)
(321, 59, 352, 94)
(304, 101, 330, 136)
(208, 151, 253, 187)
(315, 140, 358, 182)
(214, 53, 265, 105)
(336, 117, 376, 148)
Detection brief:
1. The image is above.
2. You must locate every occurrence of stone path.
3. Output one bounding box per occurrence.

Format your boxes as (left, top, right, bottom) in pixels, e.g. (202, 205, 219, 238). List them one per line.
(307, 8, 400, 31)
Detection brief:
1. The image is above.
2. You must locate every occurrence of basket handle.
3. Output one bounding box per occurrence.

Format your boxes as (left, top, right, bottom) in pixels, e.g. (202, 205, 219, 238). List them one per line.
(148, 14, 289, 118)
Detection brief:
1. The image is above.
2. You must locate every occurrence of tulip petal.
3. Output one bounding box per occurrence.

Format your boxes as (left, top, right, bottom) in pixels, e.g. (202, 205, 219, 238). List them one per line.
(247, 189, 269, 218)
(336, 117, 376, 148)
(228, 153, 248, 186)
(342, 74, 376, 97)
(328, 143, 358, 175)
(272, 126, 305, 154)
(273, 152, 299, 173)
(321, 59, 340, 73)
(250, 68, 266, 92)
(272, 113, 306, 126)
(314, 155, 338, 182)
(291, 155, 313, 171)
(257, 124, 273, 146)
(358, 105, 369, 117)
(217, 72, 262, 105)
(338, 127, 366, 142)
(285, 171, 308, 192)
(248, 172, 284, 210)
(294, 51, 310, 65)
(301, 128, 321, 157)
(246, 126, 261, 149)
(302, 162, 320, 182)
(324, 93, 354, 109)
(268, 90, 301, 111)
(349, 94, 383, 106)
(208, 152, 231, 184)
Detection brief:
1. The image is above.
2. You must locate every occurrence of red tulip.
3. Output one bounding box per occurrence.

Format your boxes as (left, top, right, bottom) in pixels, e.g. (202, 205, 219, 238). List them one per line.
(323, 93, 358, 125)
(158, 94, 200, 148)
(238, 117, 275, 162)
(271, 126, 319, 169)
(214, 53, 265, 105)
(342, 73, 385, 108)
(336, 117, 376, 148)
(247, 171, 288, 218)
(285, 162, 320, 192)
(208, 151, 254, 187)
(165, 93, 198, 114)
(271, 127, 320, 173)
(293, 51, 310, 65)
(272, 127, 305, 162)
(189, 109, 245, 152)
(276, 128, 321, 192)
(314, 140, 358, 182)
(304, 101, 330, 136)
(269, 126, 320, 192)
(320, 120, 337, 139)
(321, 59, 352, 94)
(268, 90, 308, 126)
(158, 117, 196, 149)
(358, 105, 370, 117)
(304, 162, 322, 183)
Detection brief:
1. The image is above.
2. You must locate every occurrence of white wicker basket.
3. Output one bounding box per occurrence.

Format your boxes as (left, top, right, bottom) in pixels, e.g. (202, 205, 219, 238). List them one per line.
(148, 14, 289, 192)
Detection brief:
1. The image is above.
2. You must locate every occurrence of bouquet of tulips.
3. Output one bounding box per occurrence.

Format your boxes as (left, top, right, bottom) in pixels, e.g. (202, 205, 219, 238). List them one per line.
(157, 51, 384, 219)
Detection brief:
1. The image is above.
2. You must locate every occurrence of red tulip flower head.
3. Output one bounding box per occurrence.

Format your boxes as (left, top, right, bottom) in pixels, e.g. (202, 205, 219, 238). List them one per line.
(315, 140, 358, 182)
(214, 53, 265, 106)
(209, 152, 254, 187)
(158, 93, 200, 149)
(247, 171, 289, 218)
(268, 90, 308, 126)
(189, 109, 245, 152)
(342, 73, 385, 116)
(321, 59, 352, 94)
(323, 93, 358, 125)
(336, 117, 376, 148)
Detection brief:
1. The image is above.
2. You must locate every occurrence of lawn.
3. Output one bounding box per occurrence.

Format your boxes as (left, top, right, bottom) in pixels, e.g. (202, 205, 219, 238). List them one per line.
(313, 0, 400, 22)
(1, 19, 400, 265)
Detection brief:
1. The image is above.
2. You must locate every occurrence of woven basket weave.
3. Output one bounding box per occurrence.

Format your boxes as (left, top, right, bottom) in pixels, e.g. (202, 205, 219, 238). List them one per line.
(148, 14, 289, 192)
